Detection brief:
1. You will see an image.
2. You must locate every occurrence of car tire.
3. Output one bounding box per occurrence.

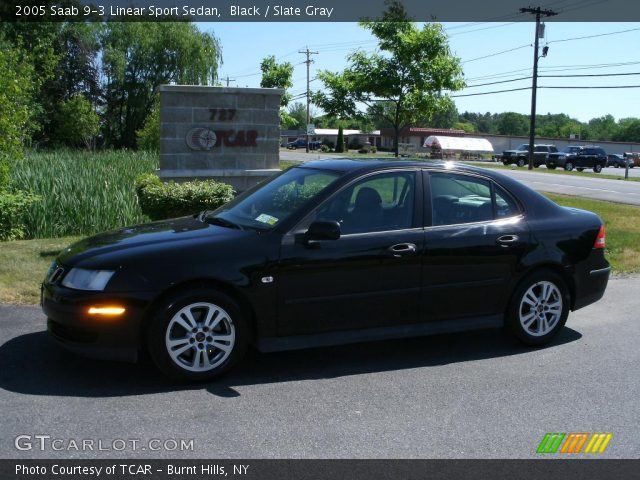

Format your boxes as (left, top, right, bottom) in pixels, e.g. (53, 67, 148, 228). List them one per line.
(506, 270, 570, 346)
(146, 288, 250, 382)
(517, 158, 526, 167)
(594, 164, 603, 173)
(576, 168, 584, 172)
(564, 162, 574, 171)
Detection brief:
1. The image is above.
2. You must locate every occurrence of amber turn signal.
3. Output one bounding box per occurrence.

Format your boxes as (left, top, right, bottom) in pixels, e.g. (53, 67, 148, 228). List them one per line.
(87, 306, 126, 315)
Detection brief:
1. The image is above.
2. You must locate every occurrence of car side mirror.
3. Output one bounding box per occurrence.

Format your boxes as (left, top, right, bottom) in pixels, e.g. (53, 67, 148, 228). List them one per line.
(306, 220, 341, 241)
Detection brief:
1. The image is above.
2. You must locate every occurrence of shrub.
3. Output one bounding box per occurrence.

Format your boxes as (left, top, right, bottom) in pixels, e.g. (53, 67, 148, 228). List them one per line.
(0, 190, 40, 241)
(135, 174, 234, 220)
(319, 144, 331, 153)
(54, 95, 100, 149)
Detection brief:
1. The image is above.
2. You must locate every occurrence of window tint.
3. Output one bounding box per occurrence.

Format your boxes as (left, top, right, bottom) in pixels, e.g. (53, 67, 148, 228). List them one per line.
(494, 185, 520, 218)
(534, 146, 547, 152)
(316, 171, 415, 234)
(429, 173, 493, 226)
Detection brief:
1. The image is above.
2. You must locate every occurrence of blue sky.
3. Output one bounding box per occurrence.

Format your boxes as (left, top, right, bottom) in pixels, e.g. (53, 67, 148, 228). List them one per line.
(198, 22, 640, 122)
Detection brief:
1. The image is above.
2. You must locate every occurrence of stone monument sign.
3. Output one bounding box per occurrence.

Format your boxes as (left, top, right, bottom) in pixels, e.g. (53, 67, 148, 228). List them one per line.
(159, 85, 284, 192)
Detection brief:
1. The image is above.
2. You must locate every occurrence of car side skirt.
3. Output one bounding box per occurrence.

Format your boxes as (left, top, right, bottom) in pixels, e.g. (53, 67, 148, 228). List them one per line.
(257, 315, 503, 352)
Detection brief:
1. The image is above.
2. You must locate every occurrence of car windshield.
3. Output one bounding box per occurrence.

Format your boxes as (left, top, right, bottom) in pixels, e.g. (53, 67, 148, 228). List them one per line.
(205, 167, 341, 230)
(559, 146, 581, 153)
(516, 144, 529, 151)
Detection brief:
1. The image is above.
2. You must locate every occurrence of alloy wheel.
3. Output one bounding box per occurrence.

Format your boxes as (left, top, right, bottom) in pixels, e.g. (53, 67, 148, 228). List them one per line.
(518, 281, 563, 337)
(165, 302, 235, 372)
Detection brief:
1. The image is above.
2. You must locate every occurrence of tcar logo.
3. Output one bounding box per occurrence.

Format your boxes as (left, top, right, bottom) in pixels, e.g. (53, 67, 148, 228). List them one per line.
(186, 128, 217, 151)
(537, 432, 613, 454)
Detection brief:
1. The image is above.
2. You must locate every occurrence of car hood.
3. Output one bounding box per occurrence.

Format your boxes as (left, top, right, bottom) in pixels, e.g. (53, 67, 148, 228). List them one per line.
(57, 216, 248, 267)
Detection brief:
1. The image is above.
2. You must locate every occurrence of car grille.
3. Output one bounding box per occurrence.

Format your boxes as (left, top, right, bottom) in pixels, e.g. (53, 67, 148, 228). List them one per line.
(48, 319, 98, 344)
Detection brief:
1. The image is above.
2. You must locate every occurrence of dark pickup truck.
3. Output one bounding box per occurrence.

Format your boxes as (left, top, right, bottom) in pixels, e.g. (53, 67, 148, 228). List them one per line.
(499, 144, 557, 167)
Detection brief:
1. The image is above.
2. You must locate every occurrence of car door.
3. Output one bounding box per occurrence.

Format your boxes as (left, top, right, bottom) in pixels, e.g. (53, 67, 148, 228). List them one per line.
(422, 171, 531, 323)
(276, 169, 424, 336)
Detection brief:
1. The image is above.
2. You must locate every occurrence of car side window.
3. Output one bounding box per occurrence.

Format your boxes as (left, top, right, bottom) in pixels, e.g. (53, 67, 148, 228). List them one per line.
(534, 146, 547, 152)
(429, 173, 493, 226)
(494, 185, 520, 218)
(316, 171, 416, 234)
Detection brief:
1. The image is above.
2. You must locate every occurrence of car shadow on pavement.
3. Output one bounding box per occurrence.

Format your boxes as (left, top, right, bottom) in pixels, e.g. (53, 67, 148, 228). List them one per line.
(0, 326, 582, 398)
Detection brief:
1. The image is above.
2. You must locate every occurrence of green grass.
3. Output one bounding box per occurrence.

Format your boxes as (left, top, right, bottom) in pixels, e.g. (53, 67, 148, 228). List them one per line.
(11, 150, 158, 238)
(545, 193, 640, 273)
(0, 236, 80, 304)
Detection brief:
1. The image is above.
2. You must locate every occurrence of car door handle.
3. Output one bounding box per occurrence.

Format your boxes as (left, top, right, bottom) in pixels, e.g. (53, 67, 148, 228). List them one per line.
(496, 235, 519, 246)
(388, 243, 417, 257)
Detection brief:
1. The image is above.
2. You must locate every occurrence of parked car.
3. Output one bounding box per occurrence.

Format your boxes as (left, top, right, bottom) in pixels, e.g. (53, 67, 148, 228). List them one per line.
(43, 160, 610, 381)
(624, 152, 640, 168)
(286, 139, 322, 150)
(499, 144, 557, 167)
(546, 146, 607, 172)
(607, 154, 633, 169)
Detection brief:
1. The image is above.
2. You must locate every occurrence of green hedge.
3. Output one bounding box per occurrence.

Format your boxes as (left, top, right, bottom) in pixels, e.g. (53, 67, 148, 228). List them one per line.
(135, 173, 234, 221)
(0, 190, 40, 241)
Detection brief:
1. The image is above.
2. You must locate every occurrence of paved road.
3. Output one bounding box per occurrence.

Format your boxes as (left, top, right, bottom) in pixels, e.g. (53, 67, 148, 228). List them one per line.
(280, 151, 640, 205)
(1, 276, 638, 459)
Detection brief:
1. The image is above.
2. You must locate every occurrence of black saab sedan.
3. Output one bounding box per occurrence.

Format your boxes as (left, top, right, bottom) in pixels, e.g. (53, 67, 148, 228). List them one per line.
(42, 160, 610, 381)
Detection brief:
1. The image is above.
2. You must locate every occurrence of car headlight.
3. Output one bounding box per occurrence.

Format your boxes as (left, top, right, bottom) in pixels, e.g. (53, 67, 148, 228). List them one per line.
(61, 268, 115, 291)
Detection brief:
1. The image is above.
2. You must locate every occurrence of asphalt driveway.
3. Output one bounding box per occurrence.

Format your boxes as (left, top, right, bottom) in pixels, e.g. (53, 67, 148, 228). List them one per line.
(0, 276, 638, 459)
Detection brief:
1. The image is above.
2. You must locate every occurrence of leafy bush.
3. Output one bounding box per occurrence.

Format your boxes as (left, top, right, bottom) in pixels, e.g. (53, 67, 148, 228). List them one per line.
(135, 174, 234, 220)
(319, 144, 331, 153)
(54, 95, 100, 149)
(0, 190, 40, 241)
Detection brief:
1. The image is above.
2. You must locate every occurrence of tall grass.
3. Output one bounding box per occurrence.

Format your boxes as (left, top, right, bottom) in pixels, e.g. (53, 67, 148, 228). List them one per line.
(11, 150, 158, 238)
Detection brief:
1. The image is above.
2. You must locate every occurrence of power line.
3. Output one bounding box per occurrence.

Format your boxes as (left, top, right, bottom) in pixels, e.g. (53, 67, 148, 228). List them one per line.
(451, 87, 531, 97)
(540, 84, 640, 89)
(548, 27, 640, 44)
(462, 44, 532, 64)
(464, 71, 640, 88)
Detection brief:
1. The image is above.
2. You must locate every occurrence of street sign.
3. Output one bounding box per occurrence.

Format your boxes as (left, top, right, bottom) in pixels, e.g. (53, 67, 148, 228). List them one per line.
(306, 124, 315, 135)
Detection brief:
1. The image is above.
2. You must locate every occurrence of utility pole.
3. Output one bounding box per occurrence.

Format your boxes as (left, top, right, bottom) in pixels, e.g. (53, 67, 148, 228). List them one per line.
(299, 47, 318, 153)
(520, 6, 557, 170)
(222, 75, 236, 87)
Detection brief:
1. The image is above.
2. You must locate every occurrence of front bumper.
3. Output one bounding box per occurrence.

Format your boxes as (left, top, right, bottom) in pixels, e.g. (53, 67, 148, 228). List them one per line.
(42, 283, 155, 362)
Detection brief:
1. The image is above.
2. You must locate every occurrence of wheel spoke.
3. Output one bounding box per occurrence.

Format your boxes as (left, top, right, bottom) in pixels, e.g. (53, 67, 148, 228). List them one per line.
(538, 316, 546, 334)
(542, 283, 551, 301)
(201, 349, 211, 367)
(210, 334, 233, 352)
(174, 316, 193, 332)
(182, 309, 198, 329)
(204, 308, 222, 330)
(523, 290, 538, 306)
(192, 349, 204, 368)
(521, 312, 536, 329)
(170, 340, 192, 357)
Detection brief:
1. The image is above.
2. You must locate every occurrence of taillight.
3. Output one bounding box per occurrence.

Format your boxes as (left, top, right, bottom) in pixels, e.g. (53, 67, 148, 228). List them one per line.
(594, 225, 606, 249)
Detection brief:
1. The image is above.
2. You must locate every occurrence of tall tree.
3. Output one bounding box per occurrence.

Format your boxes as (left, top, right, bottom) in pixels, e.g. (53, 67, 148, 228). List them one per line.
(260, 55, 294, 127)
(101, 22, 221, 148)
(496, 112, 529, 136)
(313, 0, 464, 156)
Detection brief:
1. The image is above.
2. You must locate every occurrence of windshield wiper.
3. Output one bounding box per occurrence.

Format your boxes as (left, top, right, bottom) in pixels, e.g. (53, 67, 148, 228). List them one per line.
(203, 215, 244, 230)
